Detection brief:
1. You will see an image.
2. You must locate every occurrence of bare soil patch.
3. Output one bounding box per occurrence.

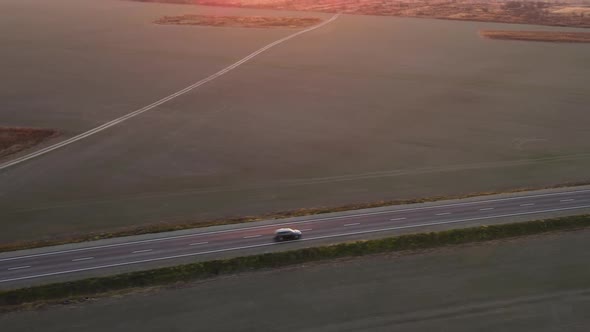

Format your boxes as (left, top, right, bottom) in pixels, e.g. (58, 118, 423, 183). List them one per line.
(136, 0, 590, 28)
(0, 127, 58, 158)
(155, 14, 322, 28)
(481, 30, 590, 42)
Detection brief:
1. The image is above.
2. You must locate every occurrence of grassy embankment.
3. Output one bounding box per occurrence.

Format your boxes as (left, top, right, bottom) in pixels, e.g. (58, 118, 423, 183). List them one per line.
(480, 30, 590, 42)
(155, 14, 322, 28)
(0, 127, 58, 158)
(1, 214, 589, 309)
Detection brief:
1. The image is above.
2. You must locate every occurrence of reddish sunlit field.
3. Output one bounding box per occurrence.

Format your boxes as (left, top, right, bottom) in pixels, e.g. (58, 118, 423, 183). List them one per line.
(138, 0, 590, 28)
(154, 14, 322, 28)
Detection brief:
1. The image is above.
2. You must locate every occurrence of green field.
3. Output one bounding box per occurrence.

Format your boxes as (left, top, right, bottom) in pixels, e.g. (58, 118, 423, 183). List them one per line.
(1, 0, 589, 243)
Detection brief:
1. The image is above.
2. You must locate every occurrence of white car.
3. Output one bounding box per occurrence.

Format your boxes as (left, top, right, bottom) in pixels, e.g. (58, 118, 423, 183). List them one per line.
(274, 228, 302, 241)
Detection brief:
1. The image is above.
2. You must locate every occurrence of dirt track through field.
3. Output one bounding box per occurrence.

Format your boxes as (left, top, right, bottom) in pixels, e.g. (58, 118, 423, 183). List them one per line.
(0, 14, 339, 172)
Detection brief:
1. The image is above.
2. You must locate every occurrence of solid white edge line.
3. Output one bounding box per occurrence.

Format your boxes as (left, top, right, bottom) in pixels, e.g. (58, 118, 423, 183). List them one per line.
(2, 188, 590, 263)
(2, 204, 590, 284)
(0, 14, 340, 172)
(0, 244, 277, 283)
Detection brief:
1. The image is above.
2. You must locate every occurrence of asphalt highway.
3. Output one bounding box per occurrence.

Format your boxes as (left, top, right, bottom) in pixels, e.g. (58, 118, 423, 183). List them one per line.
(1, 187, 590, 289)
(5, 228, 587, 332)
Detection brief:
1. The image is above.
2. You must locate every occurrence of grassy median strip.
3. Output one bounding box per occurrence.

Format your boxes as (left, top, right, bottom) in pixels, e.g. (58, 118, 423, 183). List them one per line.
(1, 214, 589, 308)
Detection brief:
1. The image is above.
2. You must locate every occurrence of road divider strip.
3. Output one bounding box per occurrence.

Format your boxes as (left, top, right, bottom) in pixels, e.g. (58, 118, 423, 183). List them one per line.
(1, 214, 588, 309)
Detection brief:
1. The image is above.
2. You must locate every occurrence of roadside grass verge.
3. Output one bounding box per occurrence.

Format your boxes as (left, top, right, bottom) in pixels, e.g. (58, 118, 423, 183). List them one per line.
(1, 181, 588, 254)
(1, 214, 589, 309)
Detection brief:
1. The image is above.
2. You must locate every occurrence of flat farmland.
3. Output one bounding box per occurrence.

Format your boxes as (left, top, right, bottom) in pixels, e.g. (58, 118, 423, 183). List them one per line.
(1, 0, 590, 243)
(141, 0, 590, 28)
(2, 230, 589, 331)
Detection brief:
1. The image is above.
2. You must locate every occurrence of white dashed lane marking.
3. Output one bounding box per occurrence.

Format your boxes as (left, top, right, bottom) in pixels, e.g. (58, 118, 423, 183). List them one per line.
(479, 207, 494, 211)
(343, 223, 360, 227)
(436, 212, 451, 216)
(560, 199, 575, 202)
(8, 266, 31, 271)
(520, 203, 535, 207)
(243, 235, 261, 239)
(3, 203, 590, 284)
(72, 257, 94, 262)
(390, 217, 406, 221)
(132, 249, 153, 254)
(189, 242, 209, 246)
(2, 189, 588, 265)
